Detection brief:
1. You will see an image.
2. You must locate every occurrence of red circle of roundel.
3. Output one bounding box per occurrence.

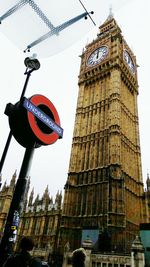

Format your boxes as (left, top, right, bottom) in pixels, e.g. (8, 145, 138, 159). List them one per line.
(27, 94, 60, 145)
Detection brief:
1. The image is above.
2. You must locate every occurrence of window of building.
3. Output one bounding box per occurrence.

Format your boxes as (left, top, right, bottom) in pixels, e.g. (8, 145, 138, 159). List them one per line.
(35, 218, 41, 234)
(25, 218, 30, 230)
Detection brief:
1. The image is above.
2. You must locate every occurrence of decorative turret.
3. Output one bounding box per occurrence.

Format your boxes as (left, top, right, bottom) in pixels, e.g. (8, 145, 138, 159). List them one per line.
(42, 185, 49, 205)
(82, 236, 93, 250)
(29, 188, 34, 206)
(82, 237, 93, 267)
(35, 194, 40, 203)
(1, 181, 7, 192)
(146, 173, 150, 191)
(0, 173, 17, 216)
(98, 10, 121, 37)
(131, 236, 145, 267)
(26, 176, 30, 194)
(55, 190, 62, 209)
(105, 6, 114, 22)
(9, 170, 17, 189)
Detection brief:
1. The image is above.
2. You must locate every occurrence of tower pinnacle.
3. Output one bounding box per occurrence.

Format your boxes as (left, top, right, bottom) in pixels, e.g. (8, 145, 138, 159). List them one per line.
(106, 6, 114, 22)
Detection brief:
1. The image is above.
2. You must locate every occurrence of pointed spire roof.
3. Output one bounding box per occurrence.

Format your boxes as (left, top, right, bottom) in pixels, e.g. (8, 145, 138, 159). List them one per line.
(35, 193, 40, 202)
(106, 6, 114, 22)
(29, 187, 34, 205)
(147, 172, 150, 181)
(45, 185, 49, 195)
(49, 196, 53, 204)
(25, 176, 30, 195)
(146, 172, 150, 191)
(55, 190, 62, 207)
(131, 235, 144, 252)
(2, 181, 7, 191)
(42, 185, 49, 204)
(10, 170, 17, 188)
(98, 8, 121, 37)
(42, 185, 48, 198)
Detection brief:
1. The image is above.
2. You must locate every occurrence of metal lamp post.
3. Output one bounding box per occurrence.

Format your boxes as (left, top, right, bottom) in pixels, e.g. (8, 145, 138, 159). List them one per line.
(0, 57, 40, 266)
(0, 56, 40, 176)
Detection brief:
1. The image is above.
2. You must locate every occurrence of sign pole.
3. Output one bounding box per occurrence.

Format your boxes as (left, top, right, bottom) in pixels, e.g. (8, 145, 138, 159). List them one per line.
(0, 56, 63, 266)
(0, 57, 40, 180)
(0, 146, 35, 266)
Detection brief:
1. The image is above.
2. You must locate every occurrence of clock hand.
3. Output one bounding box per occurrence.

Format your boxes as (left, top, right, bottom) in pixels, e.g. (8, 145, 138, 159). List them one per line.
(96, 50, 99, 59)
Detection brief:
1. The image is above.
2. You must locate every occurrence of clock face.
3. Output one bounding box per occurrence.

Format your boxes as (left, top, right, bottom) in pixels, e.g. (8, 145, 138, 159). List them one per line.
(87, 46, 108, 67)
(123, 50, 135, 74)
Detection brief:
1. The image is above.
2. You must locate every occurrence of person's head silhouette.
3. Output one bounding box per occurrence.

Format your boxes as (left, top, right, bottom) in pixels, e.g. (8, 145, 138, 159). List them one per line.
(19, 237, 34, 252)
(72, 248, 86, 267)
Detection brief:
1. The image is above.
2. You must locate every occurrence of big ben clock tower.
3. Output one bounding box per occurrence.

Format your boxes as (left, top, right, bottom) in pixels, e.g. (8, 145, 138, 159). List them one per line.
(60, 13, 147, 253)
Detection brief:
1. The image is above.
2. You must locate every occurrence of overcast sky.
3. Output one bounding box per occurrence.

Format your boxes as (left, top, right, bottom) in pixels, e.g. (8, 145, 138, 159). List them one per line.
(0, 0, 150, 199)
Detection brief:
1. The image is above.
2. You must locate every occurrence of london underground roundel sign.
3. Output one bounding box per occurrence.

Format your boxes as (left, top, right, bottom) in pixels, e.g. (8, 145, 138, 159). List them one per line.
(23, 94, 63, 145)
(7, 94, 63, 148)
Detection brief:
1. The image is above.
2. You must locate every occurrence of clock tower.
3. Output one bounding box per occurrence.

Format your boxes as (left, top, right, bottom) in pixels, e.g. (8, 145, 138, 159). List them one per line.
(60, 13, 147, 253)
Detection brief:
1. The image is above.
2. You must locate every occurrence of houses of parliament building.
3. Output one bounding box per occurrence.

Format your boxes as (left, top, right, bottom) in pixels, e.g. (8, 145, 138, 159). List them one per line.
(0, 12, 150, 267)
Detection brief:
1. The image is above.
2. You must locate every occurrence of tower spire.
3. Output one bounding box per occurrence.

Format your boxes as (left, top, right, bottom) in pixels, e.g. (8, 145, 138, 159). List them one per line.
(29, 187, 34, 206)
(42, 185, 49, 204)
(9, 170, 17, 189)
(106, 6, 114, 22)
(146, 171, 150, 191)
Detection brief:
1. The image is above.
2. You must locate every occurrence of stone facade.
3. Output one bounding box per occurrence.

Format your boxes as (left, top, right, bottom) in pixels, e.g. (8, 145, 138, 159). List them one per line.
(0, 173, 62, 262)
(0, 171, 16, 238)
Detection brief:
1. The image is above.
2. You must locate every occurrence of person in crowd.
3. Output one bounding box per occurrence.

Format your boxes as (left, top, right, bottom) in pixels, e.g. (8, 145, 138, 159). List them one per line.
(2, 236, 42, 267)
(72, 248, 86, 267)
